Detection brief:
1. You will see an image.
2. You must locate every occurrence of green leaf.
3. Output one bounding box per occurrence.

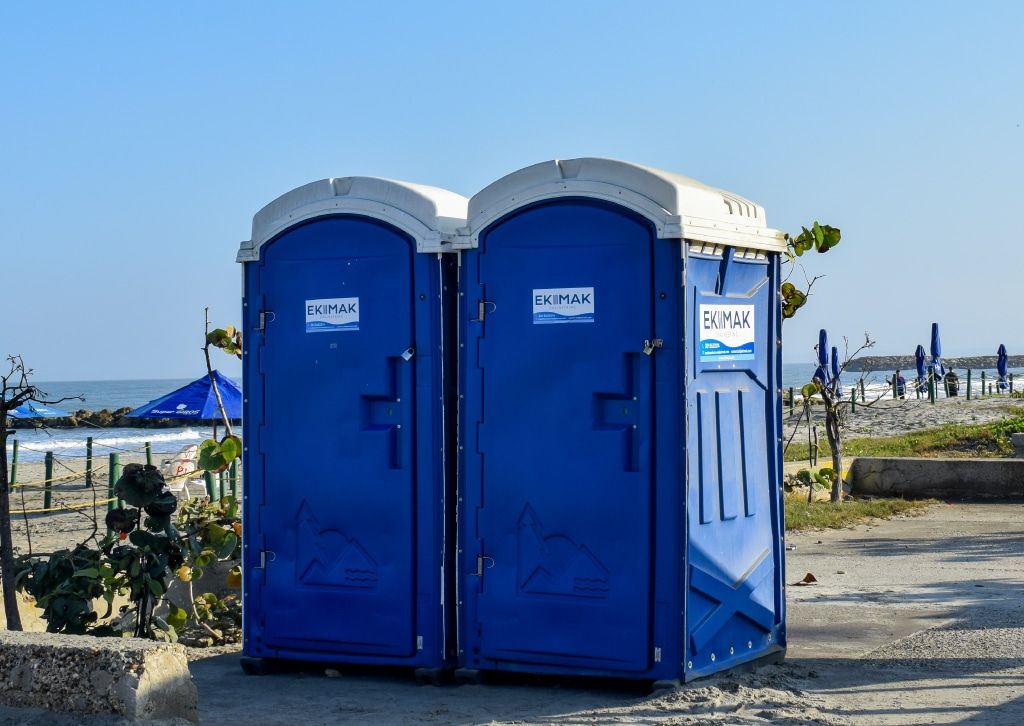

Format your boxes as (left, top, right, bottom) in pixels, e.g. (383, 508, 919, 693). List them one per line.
(816, 224, 841, 253)
(801, 383, 819, 398)
(167, 602, 187, 632)
(147, 578, 165, 597)
(214, 532, 238, 560)
(197, 439, 229, 472)
(115, 464, 167, 507)
(72, 568, 99, 579)
(219, 435, 242, 462)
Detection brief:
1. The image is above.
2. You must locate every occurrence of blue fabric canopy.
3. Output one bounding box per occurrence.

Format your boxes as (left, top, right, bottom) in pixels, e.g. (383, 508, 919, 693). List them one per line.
(814, 329, 831, 386)
(830, 345, 842, 397)
(8, 401, 71, 419)
(915, 344, 927, 393)
(997, 344, 1009, 390)
(126, 370, 241, 419)
(930, 323, 946, 380)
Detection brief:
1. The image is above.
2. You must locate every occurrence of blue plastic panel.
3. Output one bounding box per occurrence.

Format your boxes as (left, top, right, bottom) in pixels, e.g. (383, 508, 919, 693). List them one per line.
(684, 249, 785, 679)
(241, 216, 452, 667)
(460, 200, 666, 675)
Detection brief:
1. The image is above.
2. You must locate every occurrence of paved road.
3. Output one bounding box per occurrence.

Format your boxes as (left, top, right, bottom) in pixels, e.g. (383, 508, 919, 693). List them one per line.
(3, 501, 1022, 724)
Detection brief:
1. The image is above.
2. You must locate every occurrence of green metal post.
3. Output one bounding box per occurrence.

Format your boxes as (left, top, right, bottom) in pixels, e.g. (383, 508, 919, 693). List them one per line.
(981, 371, 986, 398)
(1011, 373, 1015, 395)
(859, 379, 866, 403)
(44, 451, 53, 511)
(112, 453, 122, 508)
(85, 436, 93, 487)
(145, 441, 153, 466)
(107, 453, 117, 520)
(218, 471, 226, 501)
(204, 471, 215, 499)
(850, 387, 856, 413)
(9, 440, 18, 488)
(788, 387, 794, 415)
(966, 369, 972, 400)
(229, 459, 238, 498)
(892, 373, 897, 399)
(928, 366, 936, 403)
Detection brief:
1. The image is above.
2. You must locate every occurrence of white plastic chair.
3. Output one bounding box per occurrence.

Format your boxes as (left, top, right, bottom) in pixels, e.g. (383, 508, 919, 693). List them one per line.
(161, 444, 200, 498)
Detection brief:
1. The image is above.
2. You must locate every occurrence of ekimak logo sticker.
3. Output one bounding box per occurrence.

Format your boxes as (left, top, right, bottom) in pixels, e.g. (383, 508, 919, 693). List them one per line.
(532, 287, 594, 325)
(305, 297, 359, 333)
(699, 304, 755, 362)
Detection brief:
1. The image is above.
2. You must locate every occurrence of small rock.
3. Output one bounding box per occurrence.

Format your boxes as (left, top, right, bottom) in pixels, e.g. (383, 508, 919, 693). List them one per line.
(837, 570, 846, 575)
(325, 668, 341, 678)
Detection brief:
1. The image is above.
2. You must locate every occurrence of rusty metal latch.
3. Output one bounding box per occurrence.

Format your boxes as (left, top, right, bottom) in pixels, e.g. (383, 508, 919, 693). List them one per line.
(643, 338, 664, 355)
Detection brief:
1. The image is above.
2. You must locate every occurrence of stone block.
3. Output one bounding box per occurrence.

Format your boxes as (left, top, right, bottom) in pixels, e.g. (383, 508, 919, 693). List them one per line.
(849, 457, 1024, 498)
(0, 631, 197, 722)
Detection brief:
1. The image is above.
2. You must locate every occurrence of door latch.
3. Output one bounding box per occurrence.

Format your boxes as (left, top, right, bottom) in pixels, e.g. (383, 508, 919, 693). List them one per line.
(642, 338, 664, 355)
(258, 311, 275, 335)
(472, 554, 495, 576)
(471, 300, 497, 322)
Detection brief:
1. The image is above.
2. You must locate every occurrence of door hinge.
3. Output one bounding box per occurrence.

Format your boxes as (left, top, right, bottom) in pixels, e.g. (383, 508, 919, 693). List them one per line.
(643, 338, 664, 355)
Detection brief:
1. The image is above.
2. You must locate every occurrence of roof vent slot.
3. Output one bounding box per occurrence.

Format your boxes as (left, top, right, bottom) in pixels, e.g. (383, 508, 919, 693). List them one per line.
(330, 177, 354, 197)
(556, 159, 583, 179)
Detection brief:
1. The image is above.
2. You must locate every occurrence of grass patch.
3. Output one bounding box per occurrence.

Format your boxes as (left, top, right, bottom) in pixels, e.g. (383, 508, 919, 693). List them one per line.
(784, 492, 936, 531)
(785, 410, 1024, 462)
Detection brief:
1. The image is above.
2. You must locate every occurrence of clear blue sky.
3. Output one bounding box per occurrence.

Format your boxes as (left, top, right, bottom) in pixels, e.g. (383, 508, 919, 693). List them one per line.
(2, 1, 1021, 380)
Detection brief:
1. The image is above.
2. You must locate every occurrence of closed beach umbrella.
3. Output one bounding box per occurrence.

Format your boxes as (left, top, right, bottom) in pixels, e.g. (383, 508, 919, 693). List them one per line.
(814, 329, 831, 386)
(125, 370, 241, 419)
(930, 322, 946, 379)
(997, 344, 1009, 390)
(8, 401, 71, 419)
(831, 345, 842, 397)
(915, 344, 927, 393)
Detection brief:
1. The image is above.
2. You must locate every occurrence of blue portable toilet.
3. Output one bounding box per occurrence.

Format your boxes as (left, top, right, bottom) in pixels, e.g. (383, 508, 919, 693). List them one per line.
(455, 158, 786, 683)
(237, 177, 466, 678)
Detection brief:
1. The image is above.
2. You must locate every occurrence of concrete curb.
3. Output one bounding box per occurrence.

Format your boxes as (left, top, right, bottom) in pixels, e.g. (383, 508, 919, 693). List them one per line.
(0, 631, 197, 723)
(849, 456, 1024, 498)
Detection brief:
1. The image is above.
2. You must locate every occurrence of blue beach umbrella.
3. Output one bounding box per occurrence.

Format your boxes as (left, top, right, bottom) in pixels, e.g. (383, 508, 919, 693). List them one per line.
(930, 323, 946, 380)
(126, 371, 241, 419)
(8, 401, 71, 419)
(915, 344, 927, 393)
(997, 344, 1009, 391)
(831, 345, 842, 397)
(814, 329, 831, 386)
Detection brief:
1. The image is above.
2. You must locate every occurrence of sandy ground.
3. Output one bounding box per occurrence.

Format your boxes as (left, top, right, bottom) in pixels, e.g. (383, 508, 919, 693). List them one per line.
(2, 403, 1024, 724)
(5, 453, 219, 559)
(784, 394, 1020, 442)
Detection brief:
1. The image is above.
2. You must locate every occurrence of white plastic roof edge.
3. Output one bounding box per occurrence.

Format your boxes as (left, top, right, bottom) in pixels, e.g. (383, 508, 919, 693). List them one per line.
(458, 158, 785, 253)
(237, 176, 469, 261)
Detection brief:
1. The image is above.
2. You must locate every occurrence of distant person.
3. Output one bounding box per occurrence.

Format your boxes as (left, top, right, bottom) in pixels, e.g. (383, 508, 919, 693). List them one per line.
(944, 369, 960, 397)
(887, 370, 907, 399)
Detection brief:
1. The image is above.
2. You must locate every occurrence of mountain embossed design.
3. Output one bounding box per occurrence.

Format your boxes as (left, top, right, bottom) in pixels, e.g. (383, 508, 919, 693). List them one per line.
(296, 501, 378, 589)
(517, 504, 610, 599)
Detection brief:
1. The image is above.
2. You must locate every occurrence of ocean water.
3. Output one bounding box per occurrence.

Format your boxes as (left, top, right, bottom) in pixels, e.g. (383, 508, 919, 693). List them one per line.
(6, 378, 236, 464)
(781, 363, 1024, 392)
(7, 369, 1022, 465)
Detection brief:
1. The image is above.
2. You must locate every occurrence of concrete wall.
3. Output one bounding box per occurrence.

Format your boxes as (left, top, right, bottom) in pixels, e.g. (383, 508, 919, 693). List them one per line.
(0, 631, 197, 722)
(850, 457, 1024, 498)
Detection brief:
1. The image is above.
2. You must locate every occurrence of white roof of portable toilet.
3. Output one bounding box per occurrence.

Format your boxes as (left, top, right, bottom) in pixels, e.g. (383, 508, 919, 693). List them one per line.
(462, 158, 785, 253)
(237, 176, 469, 261)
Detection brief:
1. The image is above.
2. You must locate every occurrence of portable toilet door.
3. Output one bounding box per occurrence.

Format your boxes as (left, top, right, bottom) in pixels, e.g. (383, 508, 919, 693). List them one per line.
(237, 177, 466, 676)
(455, 158, 787, 683)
